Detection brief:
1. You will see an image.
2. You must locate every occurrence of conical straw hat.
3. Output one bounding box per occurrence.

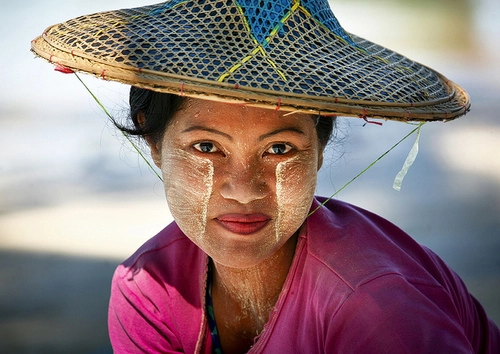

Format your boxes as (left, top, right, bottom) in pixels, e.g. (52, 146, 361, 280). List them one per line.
(31, 0, 470, 122)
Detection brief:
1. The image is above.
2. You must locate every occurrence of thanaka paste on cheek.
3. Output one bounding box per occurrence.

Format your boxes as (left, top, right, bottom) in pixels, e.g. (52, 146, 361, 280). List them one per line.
(162, 148, 213, 242)
(275, 153, 317, 242)
(214, 154, 318, 328)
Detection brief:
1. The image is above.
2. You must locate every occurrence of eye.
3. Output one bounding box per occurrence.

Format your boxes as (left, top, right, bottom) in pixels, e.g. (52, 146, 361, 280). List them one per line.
(266, 143, 293, 155)
(193, 142, 219, 153)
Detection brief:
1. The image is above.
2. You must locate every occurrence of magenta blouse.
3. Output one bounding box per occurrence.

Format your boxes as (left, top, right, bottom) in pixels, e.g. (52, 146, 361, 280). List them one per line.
(109, 198, 500, 353)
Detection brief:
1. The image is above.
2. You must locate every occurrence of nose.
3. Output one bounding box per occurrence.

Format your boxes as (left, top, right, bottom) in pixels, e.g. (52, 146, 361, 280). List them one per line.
(219, 159, 269, 204)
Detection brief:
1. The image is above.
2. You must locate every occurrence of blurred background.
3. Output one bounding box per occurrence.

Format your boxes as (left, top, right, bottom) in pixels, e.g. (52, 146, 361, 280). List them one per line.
(1, 0, 498, 352)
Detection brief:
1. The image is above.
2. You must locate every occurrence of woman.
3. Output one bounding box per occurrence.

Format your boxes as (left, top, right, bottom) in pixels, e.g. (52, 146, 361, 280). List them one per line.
(31, 0, 499, 352)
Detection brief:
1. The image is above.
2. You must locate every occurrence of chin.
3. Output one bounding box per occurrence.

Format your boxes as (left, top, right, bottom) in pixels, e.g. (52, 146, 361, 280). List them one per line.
(207, 245, 277, 269)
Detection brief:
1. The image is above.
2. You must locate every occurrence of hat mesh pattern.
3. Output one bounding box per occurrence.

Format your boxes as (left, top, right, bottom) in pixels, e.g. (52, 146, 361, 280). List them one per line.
(237, 0, 291, 44)
(216, 7, 450, 104)
(33, 0, 469, 120)
(301, 0, 356, 46)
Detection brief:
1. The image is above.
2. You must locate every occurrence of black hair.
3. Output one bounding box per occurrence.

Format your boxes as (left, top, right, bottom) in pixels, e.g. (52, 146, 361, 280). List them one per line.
(121, 86, 185, 144)
(314, 114, 335, 148)
(117, 86, 335, 146)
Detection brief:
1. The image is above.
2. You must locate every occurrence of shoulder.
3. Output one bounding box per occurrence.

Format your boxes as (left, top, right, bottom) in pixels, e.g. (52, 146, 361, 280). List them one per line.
(304, 198, 481, 302)
(112, 223, 207, 312)
(108, 222, 207, 352)
(119, 221, 204, 275)
(305, 197, 449, 288)
(301, 198, 474, 327)
(324, 272, 475, 353)
(294, 198, 500, 352)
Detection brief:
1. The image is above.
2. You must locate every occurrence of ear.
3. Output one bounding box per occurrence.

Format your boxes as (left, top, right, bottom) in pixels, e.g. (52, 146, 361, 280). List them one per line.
(148, 138, 162, 169)
(317, 150, 324, 171)
(138, 112, 162, 168)
(317, 142, 325, 171)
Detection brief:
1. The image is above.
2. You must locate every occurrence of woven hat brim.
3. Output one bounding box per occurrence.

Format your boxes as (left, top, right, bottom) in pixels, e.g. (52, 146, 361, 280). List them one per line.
(30, 1, 470, 122)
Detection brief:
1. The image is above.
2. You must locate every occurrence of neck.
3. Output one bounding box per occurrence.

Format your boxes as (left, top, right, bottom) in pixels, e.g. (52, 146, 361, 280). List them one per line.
(211, 233, 298, 328)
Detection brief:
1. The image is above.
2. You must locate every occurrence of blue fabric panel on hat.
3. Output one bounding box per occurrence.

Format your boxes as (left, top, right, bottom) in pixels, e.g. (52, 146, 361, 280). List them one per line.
(237, 0, 292, 45)
(300, 0, 356, 46)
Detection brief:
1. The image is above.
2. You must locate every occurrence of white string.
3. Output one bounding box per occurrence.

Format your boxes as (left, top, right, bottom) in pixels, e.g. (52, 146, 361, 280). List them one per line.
(393, 123, 424, 191)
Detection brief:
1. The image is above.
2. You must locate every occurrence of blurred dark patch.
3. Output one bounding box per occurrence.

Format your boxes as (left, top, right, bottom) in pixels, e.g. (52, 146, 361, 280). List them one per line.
(0, 250, 117, 354)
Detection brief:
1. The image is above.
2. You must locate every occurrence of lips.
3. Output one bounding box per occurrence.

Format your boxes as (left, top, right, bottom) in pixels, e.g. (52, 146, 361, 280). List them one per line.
(215, 214, 271, 235)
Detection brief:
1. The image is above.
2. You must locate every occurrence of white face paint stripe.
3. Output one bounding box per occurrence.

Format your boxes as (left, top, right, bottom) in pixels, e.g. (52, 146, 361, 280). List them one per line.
(163, 149, 214, 241)
(155, 98, 322, 269)
(275, 159, 286, 243)
(199, 156, 214, 240)
(275, 154, 317, 243)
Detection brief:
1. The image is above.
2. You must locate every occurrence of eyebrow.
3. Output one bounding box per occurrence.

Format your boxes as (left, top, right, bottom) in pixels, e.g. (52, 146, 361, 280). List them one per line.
(181, 126, 233, 141)
(258, 127, 306, 141)
(181, 126, 306, 141)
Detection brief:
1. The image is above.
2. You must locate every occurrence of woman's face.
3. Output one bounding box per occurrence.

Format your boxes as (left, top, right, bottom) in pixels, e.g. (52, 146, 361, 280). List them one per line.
(151, 98, 324, 268)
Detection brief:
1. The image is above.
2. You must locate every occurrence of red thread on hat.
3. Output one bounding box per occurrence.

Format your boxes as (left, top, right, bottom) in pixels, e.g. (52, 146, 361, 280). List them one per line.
(71, 50, 75, 57)
(101, 69, 106, 78)
(49, 55, 54, 62)
(54, 64, 74, 74)
(234, 83, 239, 89)
(363, 117, 383, 126)
(359, 108, 382, 125)
(180, 82, 185, 96)
(361, 108, 383, 126)
(276, 98, 281, 111)
(361, 108, 381, 124)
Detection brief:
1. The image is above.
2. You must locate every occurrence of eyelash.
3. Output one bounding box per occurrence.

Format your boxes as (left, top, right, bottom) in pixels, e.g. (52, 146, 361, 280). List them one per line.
(193, 142, 220, 153)
(265, 143, 294, 156)
(191, 142, 295, 156)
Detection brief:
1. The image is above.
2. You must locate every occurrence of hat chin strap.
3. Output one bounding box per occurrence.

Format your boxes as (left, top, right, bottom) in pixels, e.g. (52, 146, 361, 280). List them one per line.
(308, 122, 425, 217)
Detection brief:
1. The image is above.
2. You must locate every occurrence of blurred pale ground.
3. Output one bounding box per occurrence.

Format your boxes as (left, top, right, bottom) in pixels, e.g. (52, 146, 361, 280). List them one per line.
(0, 0, 499, 353)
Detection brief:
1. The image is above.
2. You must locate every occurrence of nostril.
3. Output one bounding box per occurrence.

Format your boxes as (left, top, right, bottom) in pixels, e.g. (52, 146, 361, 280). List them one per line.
(220, 171, 268, 204)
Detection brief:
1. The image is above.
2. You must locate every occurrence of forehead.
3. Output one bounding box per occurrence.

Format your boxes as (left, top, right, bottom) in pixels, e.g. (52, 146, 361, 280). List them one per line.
(171, 98, 317, 134)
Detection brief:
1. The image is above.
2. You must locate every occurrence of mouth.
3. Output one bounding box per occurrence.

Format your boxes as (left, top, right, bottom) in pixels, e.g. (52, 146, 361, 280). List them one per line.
(215, 214, 271, 235)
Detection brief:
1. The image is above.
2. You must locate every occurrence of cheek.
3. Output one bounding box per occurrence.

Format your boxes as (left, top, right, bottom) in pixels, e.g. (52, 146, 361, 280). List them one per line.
(275, 154, 318, 240)
(162, 149, 214, 241)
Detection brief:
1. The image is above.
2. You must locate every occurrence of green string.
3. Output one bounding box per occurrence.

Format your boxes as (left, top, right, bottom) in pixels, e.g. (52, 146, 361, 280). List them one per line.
(308, 122, 426, 217)
(74, 73, 163, 182)
(74, 72, 424, 213)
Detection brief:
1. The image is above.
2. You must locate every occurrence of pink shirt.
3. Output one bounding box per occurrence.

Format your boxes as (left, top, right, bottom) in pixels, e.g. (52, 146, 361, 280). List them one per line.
(109, 198, 500, 353)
